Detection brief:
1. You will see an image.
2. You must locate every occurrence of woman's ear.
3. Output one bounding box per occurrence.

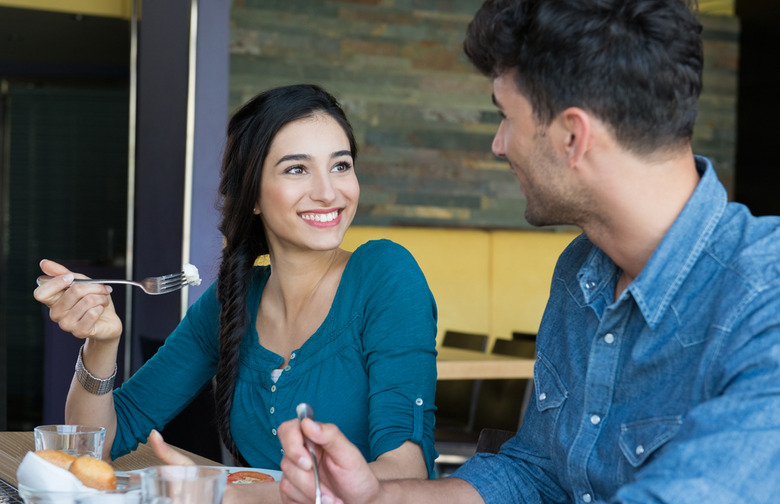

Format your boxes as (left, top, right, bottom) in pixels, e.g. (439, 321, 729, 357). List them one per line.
(557, 107, 591, 168)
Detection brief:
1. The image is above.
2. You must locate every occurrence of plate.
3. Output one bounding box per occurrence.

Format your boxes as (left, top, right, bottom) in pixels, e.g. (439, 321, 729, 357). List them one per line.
(214, 466, 282, 483)
(122, 466, 281, 483)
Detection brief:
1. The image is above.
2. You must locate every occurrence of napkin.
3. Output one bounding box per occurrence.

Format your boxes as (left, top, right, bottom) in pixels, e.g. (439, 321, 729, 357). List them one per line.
(16, 451, 97, 493)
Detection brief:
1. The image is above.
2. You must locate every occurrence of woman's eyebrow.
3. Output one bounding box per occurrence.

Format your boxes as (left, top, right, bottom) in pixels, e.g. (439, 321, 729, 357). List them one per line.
(332, 150, 352, 158)
(275, 153, 310, 166)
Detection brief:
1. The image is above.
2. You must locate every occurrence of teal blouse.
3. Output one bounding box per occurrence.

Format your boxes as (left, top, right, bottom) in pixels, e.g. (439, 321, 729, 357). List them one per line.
(111, 240, 439, 475)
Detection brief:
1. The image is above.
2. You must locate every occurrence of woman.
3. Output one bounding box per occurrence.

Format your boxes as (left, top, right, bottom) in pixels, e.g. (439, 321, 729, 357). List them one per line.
(34, 84, 438, 501)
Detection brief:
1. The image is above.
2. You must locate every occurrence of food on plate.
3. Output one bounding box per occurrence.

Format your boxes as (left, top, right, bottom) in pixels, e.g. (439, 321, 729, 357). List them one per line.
(35, 449, 76, 470)
(183, 263, 202, 286)
(227, 470, 275, 484)
(67, 455, 117, 490)
(34, 449, 117, 490)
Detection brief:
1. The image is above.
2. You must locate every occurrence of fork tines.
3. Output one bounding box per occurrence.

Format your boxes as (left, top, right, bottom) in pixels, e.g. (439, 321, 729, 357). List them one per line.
(155, 272, 188, 293)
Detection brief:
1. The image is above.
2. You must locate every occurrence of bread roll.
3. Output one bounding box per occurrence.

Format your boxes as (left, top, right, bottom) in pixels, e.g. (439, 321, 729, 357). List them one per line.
(68, 456, 117, 491)
(35, 449, 76, 470)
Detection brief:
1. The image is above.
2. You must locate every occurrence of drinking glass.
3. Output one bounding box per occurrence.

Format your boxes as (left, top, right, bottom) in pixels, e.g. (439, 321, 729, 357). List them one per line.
(33, 425, 106, 459)
(141, 466, 226, 504)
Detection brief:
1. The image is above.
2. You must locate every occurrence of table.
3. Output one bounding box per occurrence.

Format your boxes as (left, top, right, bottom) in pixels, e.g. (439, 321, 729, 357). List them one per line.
(436, 346, 535, 380)
(0, 431, 221, 488)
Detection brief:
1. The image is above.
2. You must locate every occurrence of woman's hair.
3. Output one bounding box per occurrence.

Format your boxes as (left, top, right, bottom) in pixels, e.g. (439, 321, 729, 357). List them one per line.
(464, 0, 703, 156)
(214, 84, 357, 463)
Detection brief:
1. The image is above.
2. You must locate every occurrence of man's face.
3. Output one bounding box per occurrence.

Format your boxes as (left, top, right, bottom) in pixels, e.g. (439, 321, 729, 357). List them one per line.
(491, 71, 578, 227)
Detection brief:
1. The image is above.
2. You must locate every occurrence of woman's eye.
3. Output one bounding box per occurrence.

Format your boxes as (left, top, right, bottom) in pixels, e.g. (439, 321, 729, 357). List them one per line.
(332, 161, 352, 173)
(285, 165, 305, 175)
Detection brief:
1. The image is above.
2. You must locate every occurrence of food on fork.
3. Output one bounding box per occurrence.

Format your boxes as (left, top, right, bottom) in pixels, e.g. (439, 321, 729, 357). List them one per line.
(227, 470, 275, 484)
(34, 449, 117, 490)
(35, 449, 76, 470)
(183, 263, 202, 286)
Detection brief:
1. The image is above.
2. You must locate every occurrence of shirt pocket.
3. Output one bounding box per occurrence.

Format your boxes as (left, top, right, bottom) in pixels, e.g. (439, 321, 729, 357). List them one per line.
(534, 353, 568, 413)
(619, 415, 683, 467)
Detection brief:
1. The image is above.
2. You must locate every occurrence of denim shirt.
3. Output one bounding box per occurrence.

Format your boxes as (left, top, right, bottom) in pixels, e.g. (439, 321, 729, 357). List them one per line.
(454, 157, 780, 503)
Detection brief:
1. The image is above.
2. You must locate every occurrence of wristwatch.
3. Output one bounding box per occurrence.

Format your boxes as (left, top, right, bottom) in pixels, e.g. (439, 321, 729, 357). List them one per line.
(75, 344, 117, 395)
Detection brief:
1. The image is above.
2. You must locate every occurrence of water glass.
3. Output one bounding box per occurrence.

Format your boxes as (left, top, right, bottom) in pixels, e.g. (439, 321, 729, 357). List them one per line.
(141, 466, 226, 504)
(33, 425, 106, 459)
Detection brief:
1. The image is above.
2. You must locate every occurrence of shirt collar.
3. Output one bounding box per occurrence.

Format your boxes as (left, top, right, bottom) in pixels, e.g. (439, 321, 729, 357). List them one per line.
(627, 156, 727, 328)
(577, 156, 727, 329)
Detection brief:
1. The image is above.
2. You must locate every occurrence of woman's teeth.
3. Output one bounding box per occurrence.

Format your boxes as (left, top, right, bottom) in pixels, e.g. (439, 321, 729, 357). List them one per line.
(302, 211, 338, 222)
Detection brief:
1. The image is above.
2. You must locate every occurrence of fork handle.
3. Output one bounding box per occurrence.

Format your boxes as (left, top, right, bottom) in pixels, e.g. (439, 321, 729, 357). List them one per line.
(36, 276, 131, 287)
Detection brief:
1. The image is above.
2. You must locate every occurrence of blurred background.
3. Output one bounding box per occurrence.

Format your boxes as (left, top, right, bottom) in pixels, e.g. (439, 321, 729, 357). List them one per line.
(0, 0, 777, 440)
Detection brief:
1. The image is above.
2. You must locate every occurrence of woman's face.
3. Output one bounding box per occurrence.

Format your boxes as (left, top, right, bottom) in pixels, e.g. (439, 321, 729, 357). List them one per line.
(258, 113, 359, 256)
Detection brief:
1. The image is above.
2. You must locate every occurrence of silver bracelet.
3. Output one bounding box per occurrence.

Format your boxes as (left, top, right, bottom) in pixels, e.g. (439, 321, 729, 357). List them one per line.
(75, 344, 117, 395)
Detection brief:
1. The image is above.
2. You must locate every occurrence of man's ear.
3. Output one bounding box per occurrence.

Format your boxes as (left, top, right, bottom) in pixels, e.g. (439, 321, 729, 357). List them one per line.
(557, 107, 591, 168)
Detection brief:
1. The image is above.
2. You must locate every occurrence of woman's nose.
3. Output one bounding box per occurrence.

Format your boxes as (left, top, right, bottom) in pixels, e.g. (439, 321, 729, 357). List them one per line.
(311, 171, 337, 202)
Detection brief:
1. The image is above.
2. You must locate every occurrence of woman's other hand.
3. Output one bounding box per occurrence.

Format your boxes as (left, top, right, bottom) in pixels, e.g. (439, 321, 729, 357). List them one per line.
(148, 429, 196, 465)
(34, 259, 122, 341)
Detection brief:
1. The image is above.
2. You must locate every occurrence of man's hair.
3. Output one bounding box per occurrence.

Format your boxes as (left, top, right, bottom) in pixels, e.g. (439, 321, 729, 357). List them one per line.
(464, 0, 703, 154)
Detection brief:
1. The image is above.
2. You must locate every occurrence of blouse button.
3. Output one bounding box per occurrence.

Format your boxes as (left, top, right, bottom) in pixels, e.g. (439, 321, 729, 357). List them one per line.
(415, 398, 423, 406)
(604, 333, 615, 344)
(590, 414, 601, 425)
(290, 352, 296, 360)
(284, 365, 291, 372)
(272, 428, 277, 436)
(271, 385, 276, 393)
(538, 392, 547, 401)
(585, 280, 597, 290)
(280, 448, 284, 455)
(582, 493, 592, 503)
(635, 445, 645, 455)
(270, 406, 275, 414)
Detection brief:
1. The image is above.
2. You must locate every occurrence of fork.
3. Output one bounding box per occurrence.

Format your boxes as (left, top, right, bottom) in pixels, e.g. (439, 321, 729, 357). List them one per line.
(296, 402, 322, 504)
(36, 271, 189, 295)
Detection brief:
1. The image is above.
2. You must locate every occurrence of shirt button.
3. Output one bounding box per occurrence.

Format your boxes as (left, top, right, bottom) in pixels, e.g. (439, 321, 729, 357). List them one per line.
(635, 445, 645, 455)
(415, 397, 423, 406)
(272, 428, 277, 436)
(538, 392, 547, 401)
(290, 352, 296, 360)
(604, 333, 615, 344)
(585, 280, 596, 290)
(590, 414, 601, 425)
(270, 406, 275, 414)
(582, 493, 592, 503)
(284, 365, 291, 372)
(270, 385, 276, 393)
(280, 448, 284, 455)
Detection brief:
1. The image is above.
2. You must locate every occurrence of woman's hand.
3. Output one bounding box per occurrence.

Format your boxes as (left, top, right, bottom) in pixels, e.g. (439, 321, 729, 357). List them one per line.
(148, 429, 196, 465)
(34, 259, 122, 342)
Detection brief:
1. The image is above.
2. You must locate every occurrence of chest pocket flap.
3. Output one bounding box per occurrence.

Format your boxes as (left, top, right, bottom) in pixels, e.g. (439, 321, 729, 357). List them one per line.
(534, 353, 568, 412)
(619, 416, 683, 467)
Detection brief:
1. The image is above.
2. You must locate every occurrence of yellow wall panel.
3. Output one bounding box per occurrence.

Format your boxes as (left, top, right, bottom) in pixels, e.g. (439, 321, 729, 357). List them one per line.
(0, 0, 132, 19)
(490, 230, 579, 345)
(342, 227, 492, 344)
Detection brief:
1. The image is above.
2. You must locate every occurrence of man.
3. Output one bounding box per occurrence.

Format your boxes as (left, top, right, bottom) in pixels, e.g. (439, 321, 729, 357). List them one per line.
(278, 0, 780, 502)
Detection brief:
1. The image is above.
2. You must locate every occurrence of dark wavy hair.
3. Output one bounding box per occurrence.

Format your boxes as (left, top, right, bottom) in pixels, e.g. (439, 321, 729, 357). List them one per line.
(214, 84, 357, 464)
(464, 0, 703, 155)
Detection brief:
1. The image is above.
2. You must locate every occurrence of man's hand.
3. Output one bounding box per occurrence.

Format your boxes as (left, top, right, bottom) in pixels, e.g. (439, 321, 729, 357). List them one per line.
(278, 418, 380, 504)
